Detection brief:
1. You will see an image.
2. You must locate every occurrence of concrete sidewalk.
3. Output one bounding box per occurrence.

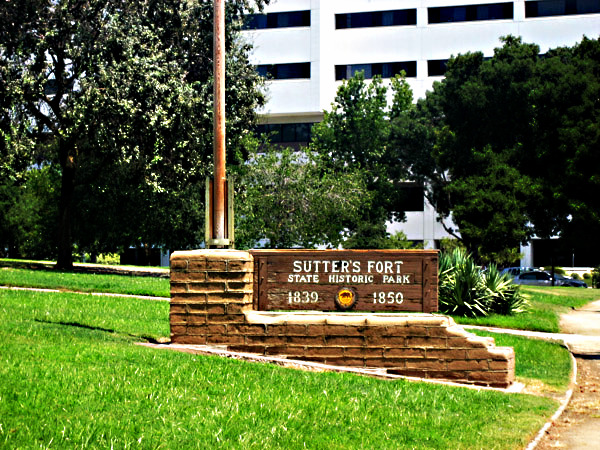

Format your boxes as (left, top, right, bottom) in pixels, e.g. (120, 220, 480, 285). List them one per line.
(468, 299, 600, 450)
(462, 325, 600, 356)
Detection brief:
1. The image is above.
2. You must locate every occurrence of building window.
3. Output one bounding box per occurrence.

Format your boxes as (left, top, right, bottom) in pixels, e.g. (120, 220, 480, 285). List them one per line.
(257, 123, 315, 144)
(335, 9, 417, 29)
(243, 10, 310, 29)
(257, 63, 311, 80)
(427, 60, 449, 76)
(525, 0, 600, 17)
(428, 3, 514, 23)
(398, 183, 425, 212)
(335, 62, 417, 80)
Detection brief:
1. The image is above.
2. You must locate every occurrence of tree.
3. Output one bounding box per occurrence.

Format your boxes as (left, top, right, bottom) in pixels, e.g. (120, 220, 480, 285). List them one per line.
(0, 0, 267, 267)
(408, 36, 600, 264)
(309, 72, 415, 248)
(0, 166, 59, 259)
(235, 146, 369, 249)
(527, 37, 600, 251)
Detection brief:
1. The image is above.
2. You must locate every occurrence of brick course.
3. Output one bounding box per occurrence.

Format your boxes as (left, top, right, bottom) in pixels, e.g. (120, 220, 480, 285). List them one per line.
(170, 250, 515, 388)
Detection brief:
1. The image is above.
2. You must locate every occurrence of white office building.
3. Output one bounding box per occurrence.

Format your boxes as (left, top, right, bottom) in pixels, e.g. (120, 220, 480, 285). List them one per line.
(242, 0, 600, 262)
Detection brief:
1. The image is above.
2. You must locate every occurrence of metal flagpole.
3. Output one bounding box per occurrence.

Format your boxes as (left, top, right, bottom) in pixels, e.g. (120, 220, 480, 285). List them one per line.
(207, 0, 232, 248)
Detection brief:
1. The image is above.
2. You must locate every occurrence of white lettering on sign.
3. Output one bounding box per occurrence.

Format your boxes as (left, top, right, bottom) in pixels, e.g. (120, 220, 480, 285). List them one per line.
(288, 259, 411, 286)
(367, 260, 403, 274)
(287, 274, 320, 283)
(373, 292, 404, 304)
(292, 260, 403, 274)
(293, 260, 361, 273)
(328, 274, 374, 284)
(382, 274, 411, 284)
(288, 291, 319, 304)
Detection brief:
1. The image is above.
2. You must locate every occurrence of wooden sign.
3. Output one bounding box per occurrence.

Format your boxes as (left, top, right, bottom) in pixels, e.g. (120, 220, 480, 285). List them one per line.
(249, 250, 438, 313)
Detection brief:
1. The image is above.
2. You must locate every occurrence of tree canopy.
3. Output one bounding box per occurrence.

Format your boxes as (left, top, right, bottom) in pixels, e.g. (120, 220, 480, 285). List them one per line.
(408, 36, 600, 264)
(0, 0, 268, 267)
(235, 145, 369, 249)
(309, 72, 416, 248)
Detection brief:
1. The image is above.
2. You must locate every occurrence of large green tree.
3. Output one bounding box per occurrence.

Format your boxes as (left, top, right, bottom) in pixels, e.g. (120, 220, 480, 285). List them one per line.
(527, 37, 600, 251)
(0, 0, 267, 267)
(235, 146, 369, 249)
(407, 36, 600, 264)
(309, 72, 415, 248)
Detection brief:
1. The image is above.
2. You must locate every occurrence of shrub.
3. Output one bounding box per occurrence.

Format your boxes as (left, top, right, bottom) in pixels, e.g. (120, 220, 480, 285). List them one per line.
(484, 265, 528, 315)
(571, 273, 581, 280)
(438, 249, 527, 317)
(97, 253, 121, 265)
(593, 267, 600, 288)
(583, 273, 592, 280)
(439, 249, 488, 317)
(544, 266, 565, 275)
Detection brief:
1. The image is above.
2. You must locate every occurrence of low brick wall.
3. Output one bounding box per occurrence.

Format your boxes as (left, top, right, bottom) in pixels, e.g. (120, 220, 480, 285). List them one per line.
(170, 250, 515, 388)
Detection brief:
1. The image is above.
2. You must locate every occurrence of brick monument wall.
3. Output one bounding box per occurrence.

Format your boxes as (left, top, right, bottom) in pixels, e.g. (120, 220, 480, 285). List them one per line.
(170, 250, 515, 388)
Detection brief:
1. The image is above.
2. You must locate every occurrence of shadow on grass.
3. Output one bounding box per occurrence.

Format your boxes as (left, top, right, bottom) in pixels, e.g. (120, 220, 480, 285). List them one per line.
(34, 318, 165, 344)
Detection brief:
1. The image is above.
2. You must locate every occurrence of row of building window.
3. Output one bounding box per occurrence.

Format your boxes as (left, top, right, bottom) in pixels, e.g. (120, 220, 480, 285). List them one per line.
(243, 10, 310, 29)
(256, 63, 311, 79)
(335, 62, 417, 80)
(526, 0, 600, 17)
(244, 1, 599, 30)
(256, 123, 315, 143)
(336, 9, 417, 28)
(256, 61, 453, 80)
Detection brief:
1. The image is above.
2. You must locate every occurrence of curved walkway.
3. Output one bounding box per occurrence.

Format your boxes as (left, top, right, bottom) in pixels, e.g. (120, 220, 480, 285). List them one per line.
(0, 285, 169, 302)
(467, 300, 600, 449)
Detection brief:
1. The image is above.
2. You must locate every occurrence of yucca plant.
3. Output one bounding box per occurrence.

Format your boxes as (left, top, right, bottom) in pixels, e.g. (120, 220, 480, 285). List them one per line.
(483, 264, 529, 315)
(438, 249, 527, 317)
(438, 249, 488, 317)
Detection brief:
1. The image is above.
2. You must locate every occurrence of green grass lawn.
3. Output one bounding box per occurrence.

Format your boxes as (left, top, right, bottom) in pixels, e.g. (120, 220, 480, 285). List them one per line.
(0, 267, 169, 297)
(471, 331, 571, 390)
(452, 286, 599, 333)
(0, 287, 561, 449)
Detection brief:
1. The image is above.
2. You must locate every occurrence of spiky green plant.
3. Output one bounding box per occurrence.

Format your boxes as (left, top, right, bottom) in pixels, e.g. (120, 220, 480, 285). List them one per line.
(438, 249, 488, 317)
(438, 249, 527, 317)
(483, 264, 529, 315)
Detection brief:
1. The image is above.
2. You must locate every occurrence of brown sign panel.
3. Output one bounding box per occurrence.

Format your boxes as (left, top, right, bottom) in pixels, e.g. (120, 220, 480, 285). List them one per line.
(249, 250, 438, 313)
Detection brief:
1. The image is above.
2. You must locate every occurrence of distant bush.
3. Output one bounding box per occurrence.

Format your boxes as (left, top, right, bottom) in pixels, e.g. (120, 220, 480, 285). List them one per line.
(571, 273, 581, 280)
(97, 253, 121, 265)
(583, 273, 592, 280)
(593, 267, 600, 289)
(544, 266, 565, 275)
(439, 249, 528, 318)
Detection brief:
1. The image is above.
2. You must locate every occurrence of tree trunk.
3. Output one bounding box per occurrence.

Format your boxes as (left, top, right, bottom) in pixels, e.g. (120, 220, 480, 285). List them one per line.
(56, 140, 76, 270)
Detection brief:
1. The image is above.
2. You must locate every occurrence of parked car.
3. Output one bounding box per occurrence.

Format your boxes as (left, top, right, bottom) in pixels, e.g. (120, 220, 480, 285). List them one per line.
(552, 273, 588, 288)
(513, 271, 588, 287)
(513, 271, 553, 286)
(500, 267, 536, 278)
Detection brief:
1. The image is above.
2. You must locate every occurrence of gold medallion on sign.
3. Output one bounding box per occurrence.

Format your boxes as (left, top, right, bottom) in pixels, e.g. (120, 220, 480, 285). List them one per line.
(335, 287, 357, 310)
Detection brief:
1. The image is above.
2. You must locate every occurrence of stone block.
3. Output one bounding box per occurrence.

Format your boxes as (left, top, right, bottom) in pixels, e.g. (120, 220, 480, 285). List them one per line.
(406, 359, 447, 370)
(264, 346, 305, 357)
(406, 337, 447, 348)
(366, 336, 406, 347)
(172, 335, 207, 345)
(324, 357, 365, 367)
(325, 336, 364, 347)
(447, 359, 489, 371)
(384, 347, 425, 359)
(345, 347, 384, 358)
(426, 349, 467, 360)
(245, 335, 287, 346)
(207, 314, 246, 324)
(304, 347, 344, 358)
(288, 336, 326, 346)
